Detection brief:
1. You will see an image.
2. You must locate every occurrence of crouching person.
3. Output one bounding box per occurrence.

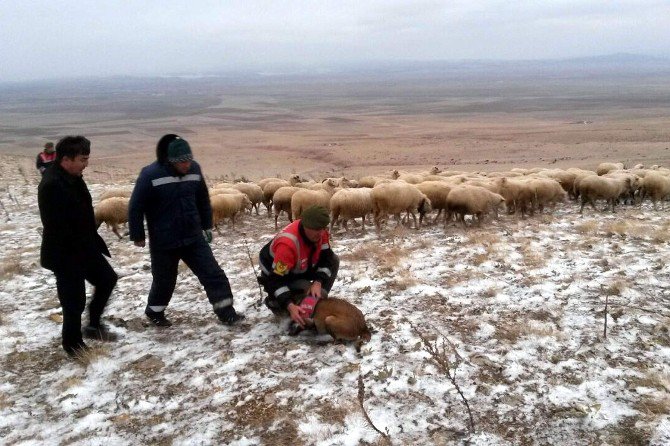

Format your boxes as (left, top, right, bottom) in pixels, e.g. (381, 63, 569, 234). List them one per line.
(128, 134, 244, 327)
(258, 205, 339, 334)
(38, 136, 118, 357)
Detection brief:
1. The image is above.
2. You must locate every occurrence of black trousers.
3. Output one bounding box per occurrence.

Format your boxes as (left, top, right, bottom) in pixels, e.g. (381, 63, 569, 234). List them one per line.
(53, 252, 117, 352)
(146, 237, 234, 316)
(261, 255, 339, 314)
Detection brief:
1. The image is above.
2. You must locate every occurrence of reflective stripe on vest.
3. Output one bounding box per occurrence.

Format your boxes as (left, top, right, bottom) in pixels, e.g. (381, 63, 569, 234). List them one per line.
(151, 174, 202, 187)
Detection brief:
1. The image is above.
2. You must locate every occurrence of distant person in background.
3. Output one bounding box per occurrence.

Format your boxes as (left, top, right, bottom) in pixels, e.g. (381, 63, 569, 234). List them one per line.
(38, 136, 118, 358)
(128, 134, 244, 327)
(36, 142, 56, 174)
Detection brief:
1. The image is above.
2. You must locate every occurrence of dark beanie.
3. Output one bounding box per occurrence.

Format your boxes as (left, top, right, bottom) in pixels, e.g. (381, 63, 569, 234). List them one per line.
(44, 142, 54, 149)
(167, 138, 193, 163)
(301, 205, 330, 229)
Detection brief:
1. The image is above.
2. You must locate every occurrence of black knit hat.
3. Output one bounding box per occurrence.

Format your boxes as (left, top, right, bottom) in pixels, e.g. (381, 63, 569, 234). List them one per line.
(44, 142, 54, 149)
(301, 205, 330, 229)
(167, 138, 193, 163)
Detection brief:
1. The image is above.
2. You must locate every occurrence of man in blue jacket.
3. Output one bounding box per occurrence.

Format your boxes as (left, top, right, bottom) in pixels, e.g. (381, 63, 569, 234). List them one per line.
(128, 134, 244, 327)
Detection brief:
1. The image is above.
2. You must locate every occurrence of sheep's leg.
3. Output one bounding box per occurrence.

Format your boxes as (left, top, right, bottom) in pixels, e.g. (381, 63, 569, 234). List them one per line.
(411, 211, 419, 229)
(361, 215, 366, 233)
(112, 223, 123, 240)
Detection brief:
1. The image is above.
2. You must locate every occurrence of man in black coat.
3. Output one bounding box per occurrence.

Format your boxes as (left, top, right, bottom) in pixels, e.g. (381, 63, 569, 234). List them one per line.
(38, 136, 118, 357)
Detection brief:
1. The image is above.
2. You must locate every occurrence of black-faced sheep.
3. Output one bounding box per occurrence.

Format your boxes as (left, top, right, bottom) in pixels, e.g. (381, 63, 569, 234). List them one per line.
(446, 186, 505, 227)
(370, 182, 432, 230)
(415, 181, 454, 224)
(95, 197, 129, 239)
(329, 188, 374, 233)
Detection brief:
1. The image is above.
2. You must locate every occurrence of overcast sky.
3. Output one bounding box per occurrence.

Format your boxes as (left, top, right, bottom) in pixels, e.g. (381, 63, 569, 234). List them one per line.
(2, 0, 669, 81)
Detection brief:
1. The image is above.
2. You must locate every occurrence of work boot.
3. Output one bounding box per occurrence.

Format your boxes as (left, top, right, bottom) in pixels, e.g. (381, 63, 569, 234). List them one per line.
(82, 324, 119, 342)
(216, 306, 245, 325)
(145, 310, 172, 327)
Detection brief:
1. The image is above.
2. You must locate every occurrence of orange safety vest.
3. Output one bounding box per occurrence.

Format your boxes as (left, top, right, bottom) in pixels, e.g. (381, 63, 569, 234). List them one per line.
(269, 220, 330, 275)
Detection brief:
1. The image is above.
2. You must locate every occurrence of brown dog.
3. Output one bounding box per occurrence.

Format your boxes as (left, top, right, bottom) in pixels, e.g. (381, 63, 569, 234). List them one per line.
(293, 297, 371, 348)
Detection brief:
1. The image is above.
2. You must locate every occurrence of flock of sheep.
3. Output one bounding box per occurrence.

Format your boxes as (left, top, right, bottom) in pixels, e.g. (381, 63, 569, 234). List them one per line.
(93, 161, 670, 238)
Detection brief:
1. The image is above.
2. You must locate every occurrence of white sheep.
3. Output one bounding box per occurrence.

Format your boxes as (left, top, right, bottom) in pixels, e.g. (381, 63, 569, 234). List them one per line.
(415, 181, 454, 224)
(329, 188, 374, 232)
(95, 197, 129, 239)
(596, 162, 624, 176)
(291, 188, 333, 220)
(231, 182, 264, 215)
(639, 172, 670, 209)
(371, 182, 432, 230)
(446, 186, 506, 227)
(578, 175, 632, 213)
(262, 180, 291, 215)
(98, 188, 132, 202)
(210, 194, 252, 231)
(271, 186, 302, 229)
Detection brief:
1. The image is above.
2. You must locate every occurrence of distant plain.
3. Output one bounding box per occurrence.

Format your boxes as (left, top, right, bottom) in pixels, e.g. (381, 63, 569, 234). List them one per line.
(2, 64, 670, 181)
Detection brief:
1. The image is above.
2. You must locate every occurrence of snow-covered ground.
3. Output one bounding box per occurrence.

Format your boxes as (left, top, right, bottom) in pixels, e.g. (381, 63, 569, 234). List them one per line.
(1, 157, 670, 445)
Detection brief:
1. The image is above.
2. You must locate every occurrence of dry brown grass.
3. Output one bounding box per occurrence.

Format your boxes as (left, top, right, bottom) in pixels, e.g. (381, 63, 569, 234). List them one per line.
(386, 270, 417, 292)
(518, 241, 545, 269)
(575, 220, 599, 235)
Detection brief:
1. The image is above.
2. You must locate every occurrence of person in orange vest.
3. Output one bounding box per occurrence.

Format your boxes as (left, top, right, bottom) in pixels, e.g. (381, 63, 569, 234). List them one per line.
(36, 142, 57, 175)
(258, 205, 339, 332)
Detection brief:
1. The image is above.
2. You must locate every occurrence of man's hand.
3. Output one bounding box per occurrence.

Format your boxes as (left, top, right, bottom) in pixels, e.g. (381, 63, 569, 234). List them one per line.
(204, 229, 213, 243)
(134, 239, 146, 247)
(307, 281, 322, 298)
(287, 302, 306, 328)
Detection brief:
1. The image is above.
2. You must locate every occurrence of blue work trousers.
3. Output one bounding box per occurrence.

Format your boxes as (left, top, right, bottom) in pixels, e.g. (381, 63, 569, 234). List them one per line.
(146, 237, 233, 316)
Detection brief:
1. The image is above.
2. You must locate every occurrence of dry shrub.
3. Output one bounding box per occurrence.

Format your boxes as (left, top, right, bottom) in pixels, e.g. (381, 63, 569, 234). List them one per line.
(74, 345, 107, 365)
(603, 279, 628, 296)
(482, 287, 498, 298)
(0, 254, 27, 280)
(343, 242, 407, 273)
(575, 220, 598, 235)
(464, 232, 500, 247)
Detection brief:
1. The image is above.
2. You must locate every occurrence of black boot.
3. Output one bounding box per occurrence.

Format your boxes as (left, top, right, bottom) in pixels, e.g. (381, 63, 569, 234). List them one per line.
(216, 306, 245, 325)
(145, 310, 172, 327)
(83, 324, 119, 341)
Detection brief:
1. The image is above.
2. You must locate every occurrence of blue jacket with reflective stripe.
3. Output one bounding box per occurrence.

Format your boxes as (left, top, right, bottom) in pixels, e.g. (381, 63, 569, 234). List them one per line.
(128, 160, 212, 250)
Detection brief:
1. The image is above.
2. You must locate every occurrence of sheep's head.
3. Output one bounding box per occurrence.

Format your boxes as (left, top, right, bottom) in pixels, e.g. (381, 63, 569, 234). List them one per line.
(429, 166, 441, 175)
(391, 169, 400, 179)
(324, 178, 338, 188)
